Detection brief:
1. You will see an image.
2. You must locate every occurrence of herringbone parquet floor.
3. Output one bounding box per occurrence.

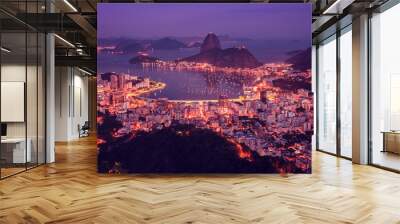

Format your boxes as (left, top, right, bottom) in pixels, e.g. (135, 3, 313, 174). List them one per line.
(1, 136, 400, 224)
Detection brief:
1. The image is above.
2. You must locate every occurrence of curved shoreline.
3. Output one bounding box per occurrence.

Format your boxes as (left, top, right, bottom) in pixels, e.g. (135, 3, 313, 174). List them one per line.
(138, 85, 245, 103)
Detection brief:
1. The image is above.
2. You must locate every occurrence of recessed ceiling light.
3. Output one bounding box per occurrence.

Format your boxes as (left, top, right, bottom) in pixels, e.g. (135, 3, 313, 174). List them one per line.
(54, 34, 75, 48)
(1, 47, 11, 53)
(63, 0, 78, 12)
(78, 67, 93, 76)
(323, 0, 355, 15)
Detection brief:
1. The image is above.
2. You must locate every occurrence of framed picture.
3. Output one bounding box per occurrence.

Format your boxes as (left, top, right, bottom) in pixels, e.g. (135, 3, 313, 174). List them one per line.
(97, 3, 312, 173)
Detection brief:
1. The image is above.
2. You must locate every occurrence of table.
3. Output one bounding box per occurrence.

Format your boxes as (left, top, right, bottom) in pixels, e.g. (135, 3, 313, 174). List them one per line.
(1, 138, 31, 164)
(382, 131, 400, 154)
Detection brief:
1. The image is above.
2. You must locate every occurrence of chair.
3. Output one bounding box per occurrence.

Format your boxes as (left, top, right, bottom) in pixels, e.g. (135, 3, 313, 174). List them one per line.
(79, 121, 90, 138)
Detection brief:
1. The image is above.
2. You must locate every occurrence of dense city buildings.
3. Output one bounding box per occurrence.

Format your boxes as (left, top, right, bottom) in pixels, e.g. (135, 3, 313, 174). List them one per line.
(97, 61, 313, 172)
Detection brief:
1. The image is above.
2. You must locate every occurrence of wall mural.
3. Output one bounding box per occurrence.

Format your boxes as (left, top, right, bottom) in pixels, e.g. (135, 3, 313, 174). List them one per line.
(97, 3, 313, 173)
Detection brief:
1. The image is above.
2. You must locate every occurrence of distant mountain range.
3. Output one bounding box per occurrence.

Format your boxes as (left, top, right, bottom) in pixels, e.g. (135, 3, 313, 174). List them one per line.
(128, 33, 262, 69)
(98, 35, 247, 54)
(115, 42, 143, 53)
(102, 35, 310, 71)
(99, 37, 202, 54)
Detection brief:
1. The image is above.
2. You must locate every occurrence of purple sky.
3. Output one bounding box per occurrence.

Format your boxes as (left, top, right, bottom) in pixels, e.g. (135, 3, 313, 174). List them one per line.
(98, 3, 311, 41)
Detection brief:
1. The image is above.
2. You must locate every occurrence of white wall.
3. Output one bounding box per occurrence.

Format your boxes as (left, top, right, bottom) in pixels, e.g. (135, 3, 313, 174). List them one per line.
(1, 63, 46, 164)
(55, 67, 70, 141)
(55, 67, 89, 141)
(1, 64, 41, 138)
(1, 64, 26, 138)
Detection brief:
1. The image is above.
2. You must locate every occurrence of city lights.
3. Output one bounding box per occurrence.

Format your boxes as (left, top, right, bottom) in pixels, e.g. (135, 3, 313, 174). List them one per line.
(97, 62, 313, 172)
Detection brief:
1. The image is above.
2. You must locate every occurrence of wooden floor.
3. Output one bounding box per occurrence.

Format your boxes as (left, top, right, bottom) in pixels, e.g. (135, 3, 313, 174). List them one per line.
(372, 150, 400, 171)
(1, 136, 400, 224)
(0, 167, 26, 178)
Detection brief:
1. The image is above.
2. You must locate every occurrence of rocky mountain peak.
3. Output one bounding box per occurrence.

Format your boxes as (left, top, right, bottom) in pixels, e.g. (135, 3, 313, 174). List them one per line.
(200, 32, 221, 53)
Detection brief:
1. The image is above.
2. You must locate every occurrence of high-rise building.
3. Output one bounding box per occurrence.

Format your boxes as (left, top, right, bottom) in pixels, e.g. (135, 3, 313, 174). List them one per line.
(118, 75, 125, 89)
(110, 75, 118, 89)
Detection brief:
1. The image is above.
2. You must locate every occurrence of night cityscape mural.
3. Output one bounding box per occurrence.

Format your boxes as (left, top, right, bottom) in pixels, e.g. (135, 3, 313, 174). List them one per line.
(97, 3, 313, 173)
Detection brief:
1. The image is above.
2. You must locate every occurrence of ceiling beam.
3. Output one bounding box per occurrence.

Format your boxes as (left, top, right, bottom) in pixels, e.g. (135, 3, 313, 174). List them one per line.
(55, 55, 96, 71)
(67, 13, 97, 46)
(323, 0, 356, 14)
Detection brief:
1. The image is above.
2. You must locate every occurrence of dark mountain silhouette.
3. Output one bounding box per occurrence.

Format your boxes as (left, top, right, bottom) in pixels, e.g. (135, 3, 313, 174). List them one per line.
(99, 125, 284, 173)
(129, 55, 159, 64)
(200, 33, 221, 53)
(151, 37, 186, 50)
(180, 33, 262, 69)
(97, 112, 307, 174)
(182, 47, 262, 69)
(286, 48, 311, 71)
